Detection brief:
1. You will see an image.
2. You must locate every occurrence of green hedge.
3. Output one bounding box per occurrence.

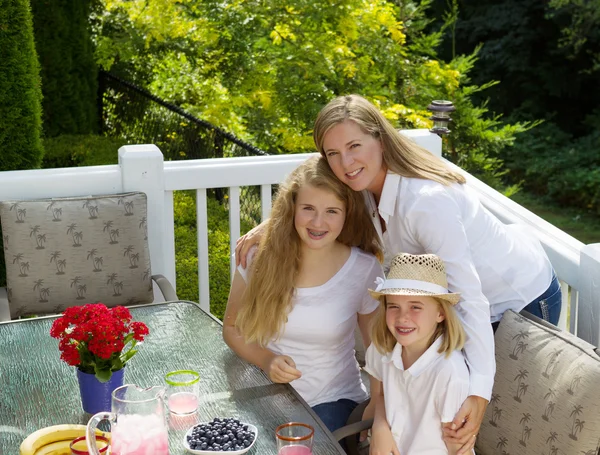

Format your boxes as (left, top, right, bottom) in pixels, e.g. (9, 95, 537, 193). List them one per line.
(31, 0, 98, 137)
(42, 134, 127, 167)
(0, 0, 44, 171)
(174, 191, 255, 320)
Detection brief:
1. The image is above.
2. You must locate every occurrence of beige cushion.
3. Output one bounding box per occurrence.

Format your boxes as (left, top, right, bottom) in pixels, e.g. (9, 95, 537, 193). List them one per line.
(476, 310, 600, 455)
(0, 192, 153, 318)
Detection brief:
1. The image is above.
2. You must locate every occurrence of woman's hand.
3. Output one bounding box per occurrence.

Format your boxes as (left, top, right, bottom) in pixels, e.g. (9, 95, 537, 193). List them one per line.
(265, 355, 302, 383)
(442, 395, 488, 454)
(235, 221, 267, 268)
(370, 421, 400, 455)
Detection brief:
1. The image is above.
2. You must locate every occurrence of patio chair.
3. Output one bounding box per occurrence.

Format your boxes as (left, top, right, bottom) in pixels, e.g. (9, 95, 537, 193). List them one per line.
(333, 311, 600, 455)
(0, 192, 177, 321)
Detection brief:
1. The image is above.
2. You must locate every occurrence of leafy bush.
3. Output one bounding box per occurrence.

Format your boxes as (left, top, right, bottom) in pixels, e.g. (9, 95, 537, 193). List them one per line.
(503, 112, 600, 214)
(42, 135, 127, 168)
(93, 0, 530, 187)
(174, 191, 256, 320)
(0, 0, 44, 172)
(31, 0, 98, 137)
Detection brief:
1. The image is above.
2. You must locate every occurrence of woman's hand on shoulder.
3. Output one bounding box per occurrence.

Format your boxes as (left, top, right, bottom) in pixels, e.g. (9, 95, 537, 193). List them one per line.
(235, 221, 267, 268)
(370, 421, 400, 455)
(265, 354, 302, 383)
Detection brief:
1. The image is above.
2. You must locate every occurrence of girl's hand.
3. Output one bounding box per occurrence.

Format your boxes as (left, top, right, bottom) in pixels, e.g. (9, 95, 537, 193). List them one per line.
(235, 222, 267, 268)
(266, 355, 302, 383)
(360, 400, 376, 442)
(370, 422, 400, 455)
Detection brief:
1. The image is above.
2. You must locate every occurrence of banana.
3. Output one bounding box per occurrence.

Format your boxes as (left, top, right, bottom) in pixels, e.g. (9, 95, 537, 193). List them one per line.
(32, 439, 72, 455)
(19, 424, 109, 455)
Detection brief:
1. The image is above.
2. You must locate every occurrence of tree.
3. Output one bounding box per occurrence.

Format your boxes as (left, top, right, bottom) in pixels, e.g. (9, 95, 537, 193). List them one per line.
(30, 0, 98, 137)
(93, 0, 532, 186)
(0, 0, 44, 171)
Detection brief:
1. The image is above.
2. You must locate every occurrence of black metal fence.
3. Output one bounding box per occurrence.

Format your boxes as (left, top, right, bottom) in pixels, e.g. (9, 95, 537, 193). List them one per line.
(98, 70, 269, 229)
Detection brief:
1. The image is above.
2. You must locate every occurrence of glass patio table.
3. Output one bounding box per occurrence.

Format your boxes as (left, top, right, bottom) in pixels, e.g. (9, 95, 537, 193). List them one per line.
(0, 301, 346, 454)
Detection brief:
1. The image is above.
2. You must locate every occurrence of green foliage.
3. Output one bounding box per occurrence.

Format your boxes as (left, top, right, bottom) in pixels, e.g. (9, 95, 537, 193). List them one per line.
(0, 0, 44, 171)
(92, 0, 527, 185)
(30, 0, 98, 137)
(42, 134, 127, 168)
(504, 112, 600, 214)
(173, 191, 256, 320)
(430, 0, 600, 137)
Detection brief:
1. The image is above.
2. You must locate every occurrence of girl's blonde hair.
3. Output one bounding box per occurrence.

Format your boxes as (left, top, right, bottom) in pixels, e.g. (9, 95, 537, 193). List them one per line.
(313, 94, 466, 186)
(370, 296, 465, 357)
(236, 156, 383, 346)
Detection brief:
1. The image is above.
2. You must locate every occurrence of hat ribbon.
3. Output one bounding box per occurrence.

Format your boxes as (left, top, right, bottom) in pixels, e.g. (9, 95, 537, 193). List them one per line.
(374, 277, 449, 295)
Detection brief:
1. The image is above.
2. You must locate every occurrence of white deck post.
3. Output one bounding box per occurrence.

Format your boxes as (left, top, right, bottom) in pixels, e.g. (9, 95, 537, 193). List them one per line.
(118, 145, 176, 298)
(577, 243, 600, 345)
(401, 130, 442, 158)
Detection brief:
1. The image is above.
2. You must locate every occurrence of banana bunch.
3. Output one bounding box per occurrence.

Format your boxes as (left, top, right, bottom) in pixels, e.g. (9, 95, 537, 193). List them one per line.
(19, 424, 109, 455)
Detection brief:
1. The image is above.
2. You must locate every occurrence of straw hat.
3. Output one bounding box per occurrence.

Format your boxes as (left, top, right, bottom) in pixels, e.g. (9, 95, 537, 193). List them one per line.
(369, 253, 460, 305)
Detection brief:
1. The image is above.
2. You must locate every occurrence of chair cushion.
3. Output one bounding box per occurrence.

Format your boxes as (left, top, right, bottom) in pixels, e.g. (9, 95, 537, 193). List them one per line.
(476, 310, 600, 455)
(0, 192, 153, 318)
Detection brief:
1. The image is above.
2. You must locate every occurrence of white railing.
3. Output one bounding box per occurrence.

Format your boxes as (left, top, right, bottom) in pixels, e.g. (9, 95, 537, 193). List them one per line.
(0, 132, 598, 346)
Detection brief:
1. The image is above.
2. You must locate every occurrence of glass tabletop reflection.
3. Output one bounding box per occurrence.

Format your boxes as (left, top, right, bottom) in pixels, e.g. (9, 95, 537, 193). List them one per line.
(0, 301, 344, 454)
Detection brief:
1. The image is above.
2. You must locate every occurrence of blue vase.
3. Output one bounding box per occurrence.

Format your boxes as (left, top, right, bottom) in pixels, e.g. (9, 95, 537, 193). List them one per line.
(77, 368, 125, 414)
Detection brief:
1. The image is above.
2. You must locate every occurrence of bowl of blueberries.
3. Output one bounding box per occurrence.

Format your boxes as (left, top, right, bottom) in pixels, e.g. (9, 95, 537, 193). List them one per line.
(183, 417, 258, 454)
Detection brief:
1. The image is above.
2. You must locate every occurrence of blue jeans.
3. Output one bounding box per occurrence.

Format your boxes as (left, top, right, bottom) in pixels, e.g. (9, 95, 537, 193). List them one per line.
(312, 398, 358, 433)
(521, 273, 562, 325)
(492, 272, 562, 332)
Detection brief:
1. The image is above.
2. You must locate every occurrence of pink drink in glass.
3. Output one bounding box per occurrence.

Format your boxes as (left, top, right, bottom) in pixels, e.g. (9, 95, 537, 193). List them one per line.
(111, 414, 169, 455)
(167, 391, 199, 415)
(278, 445, 312, 455)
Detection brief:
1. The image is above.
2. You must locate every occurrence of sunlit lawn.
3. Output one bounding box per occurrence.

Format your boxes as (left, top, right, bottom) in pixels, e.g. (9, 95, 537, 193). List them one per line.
(511, 191, 600, 245)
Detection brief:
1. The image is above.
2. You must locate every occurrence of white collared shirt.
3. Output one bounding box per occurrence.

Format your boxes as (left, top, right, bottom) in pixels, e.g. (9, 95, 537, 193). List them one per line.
(365, 338, 471, 455)
(364, 173, 553, 399)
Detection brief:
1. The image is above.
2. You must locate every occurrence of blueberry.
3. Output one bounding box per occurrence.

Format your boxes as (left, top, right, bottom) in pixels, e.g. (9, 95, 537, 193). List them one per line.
(200, 442, 208, 450)
(243, 439, 251, 447)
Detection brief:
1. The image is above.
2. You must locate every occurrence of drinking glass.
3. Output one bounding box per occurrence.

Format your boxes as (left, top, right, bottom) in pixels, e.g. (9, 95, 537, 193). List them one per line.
(165, 370, 200, 416)
(276, 422, 314, 455)
(70, 435, 109, 454)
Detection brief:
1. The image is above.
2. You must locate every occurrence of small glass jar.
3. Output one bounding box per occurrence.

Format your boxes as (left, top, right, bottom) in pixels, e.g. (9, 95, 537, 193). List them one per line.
(165, 369, 200, 416)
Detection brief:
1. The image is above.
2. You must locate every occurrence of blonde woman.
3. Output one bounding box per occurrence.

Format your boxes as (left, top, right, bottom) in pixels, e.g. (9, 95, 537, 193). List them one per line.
(223, 156, 384, 433)
(236, 95, 560, 454)
(366, 253, 469, 455)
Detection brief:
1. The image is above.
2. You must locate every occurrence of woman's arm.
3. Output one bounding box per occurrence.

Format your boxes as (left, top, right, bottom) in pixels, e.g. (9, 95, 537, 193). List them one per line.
(223, 270, 301, 383)
(442, 423, 464, 455)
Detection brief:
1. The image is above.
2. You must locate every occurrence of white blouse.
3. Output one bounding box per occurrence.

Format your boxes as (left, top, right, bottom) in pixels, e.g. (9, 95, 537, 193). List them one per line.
(364, 172, 553, 400)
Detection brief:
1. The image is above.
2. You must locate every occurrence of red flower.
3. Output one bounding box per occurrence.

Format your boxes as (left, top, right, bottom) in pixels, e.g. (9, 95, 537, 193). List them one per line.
(131, 322, 149, 341)
(50, 303, 149, 379)
(111, 306, 132, 322)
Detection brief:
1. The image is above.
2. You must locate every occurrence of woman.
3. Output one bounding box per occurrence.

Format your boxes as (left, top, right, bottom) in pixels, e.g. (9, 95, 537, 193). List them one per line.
(223, 156, 384, 433)
(237, 95, 560, 454)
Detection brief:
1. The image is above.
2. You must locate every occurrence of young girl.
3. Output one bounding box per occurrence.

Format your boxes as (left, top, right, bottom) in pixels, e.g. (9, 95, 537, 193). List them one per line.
(366, 252, 469, 455)
(222, 155, 384, 432)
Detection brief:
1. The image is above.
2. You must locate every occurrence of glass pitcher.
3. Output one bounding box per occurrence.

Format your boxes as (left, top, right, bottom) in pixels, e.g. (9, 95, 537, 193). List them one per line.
(86, 384, 169, 455)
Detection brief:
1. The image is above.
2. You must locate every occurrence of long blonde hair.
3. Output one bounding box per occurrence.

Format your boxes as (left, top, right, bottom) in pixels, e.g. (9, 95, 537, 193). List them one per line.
(370, 296, 465, 357)
(313, 94, 466, 186)
(236, 156, 383, 346)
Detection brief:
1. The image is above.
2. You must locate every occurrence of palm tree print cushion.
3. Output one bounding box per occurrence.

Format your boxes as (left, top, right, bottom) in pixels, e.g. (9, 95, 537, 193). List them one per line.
(476, 310, 600, 455)
(0, 192, 153, 318)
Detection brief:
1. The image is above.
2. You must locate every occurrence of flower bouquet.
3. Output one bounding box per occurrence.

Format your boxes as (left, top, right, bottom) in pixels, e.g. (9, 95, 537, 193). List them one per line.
(50, 303, 149, 382)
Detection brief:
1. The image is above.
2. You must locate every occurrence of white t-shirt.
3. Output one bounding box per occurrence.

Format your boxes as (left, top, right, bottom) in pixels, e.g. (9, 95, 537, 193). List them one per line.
(238, 246, 384, 407)
(365, 337, 471, 455)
